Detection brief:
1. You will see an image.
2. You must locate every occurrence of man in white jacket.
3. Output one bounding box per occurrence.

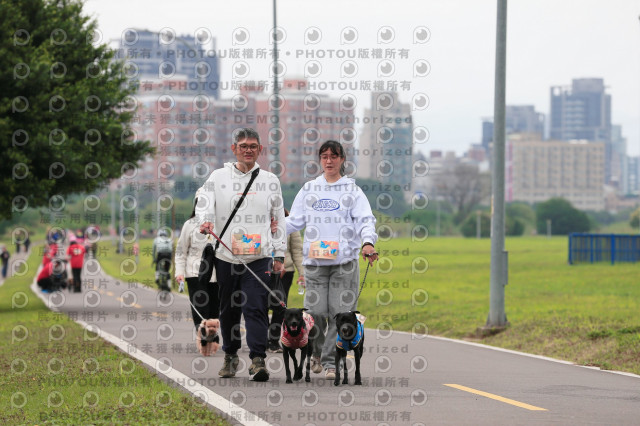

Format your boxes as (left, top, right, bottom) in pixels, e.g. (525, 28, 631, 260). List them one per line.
(286, 140, 378, 380)
(196, 127, 286, 382)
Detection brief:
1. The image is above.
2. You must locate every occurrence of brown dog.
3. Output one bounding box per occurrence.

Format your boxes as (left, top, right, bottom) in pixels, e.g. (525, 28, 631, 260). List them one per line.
(196, 319, 220, 356)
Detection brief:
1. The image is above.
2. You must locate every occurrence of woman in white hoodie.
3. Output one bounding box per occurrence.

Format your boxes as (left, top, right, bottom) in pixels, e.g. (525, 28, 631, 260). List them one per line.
(175, 191, 220, 355)
(286, 140, 378, 380)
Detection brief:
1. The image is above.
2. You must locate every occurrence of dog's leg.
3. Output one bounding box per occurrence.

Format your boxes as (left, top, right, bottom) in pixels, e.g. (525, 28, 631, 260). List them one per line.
(304, 344, 311, 382)
(293, 348, 303, 381)
(334, 350, 342, 386)
(354, 346, 362, 385)
(283, 348, 293, 383)
(342, 352, 349, 385)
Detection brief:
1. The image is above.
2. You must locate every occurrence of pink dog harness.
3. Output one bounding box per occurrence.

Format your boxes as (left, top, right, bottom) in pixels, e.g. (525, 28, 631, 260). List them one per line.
(280, 312, 315, 349)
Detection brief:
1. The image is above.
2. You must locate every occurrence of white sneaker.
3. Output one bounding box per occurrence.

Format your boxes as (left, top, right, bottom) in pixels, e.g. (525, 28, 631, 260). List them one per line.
(325, 368, 336, 380)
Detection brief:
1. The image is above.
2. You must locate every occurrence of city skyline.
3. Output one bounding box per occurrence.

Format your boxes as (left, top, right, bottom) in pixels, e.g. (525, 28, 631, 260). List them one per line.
(84, 0, 640, 157)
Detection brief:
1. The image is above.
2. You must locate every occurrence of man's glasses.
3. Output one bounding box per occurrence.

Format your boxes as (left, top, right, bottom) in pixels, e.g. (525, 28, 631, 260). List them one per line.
(236, 144, 260, 152)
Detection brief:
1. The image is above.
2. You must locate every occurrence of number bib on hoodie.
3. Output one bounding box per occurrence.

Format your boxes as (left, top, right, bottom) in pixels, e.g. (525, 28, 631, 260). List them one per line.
(309, 240, 339, 260)
(232, 233, 262, 255)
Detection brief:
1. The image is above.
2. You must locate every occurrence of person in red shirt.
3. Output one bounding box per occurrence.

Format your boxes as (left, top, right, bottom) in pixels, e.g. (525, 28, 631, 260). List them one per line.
(66, 239, 85, 293)
(37, 261, 54, 292)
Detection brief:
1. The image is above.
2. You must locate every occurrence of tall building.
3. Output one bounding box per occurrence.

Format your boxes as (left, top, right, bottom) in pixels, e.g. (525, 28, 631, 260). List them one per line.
(130, 77, 218, 184)
(625, 156, 640, 195)
(248, 79, 355, 185)
(481, 105, 545, 154)
(610, 125, 627, 192)
(506, 134, 605, 211)
(114, 29, 221, 99)
(550, 78, 610, 142)
(358, 92, 413, 189)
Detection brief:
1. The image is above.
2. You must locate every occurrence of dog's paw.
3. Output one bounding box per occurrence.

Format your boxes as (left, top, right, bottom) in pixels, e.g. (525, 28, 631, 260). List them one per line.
(293, 372, 302, 381)
(305, 375, 310, 382)
(286, 378, 293, 384)
(354, 380, 362, 385)
(333, 380, 340, 386)
(342, 378, 349, 385)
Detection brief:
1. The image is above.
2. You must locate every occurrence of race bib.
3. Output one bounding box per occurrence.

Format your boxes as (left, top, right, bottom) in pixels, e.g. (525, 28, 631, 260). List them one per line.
(232, 233, 262, 255)
(309, 240, 339, 260)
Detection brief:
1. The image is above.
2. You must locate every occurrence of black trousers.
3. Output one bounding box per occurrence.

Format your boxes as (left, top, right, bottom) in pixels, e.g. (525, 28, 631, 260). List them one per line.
(268, 271, 294, 343)
(71, 268, 82, 289)
(216, 257, 271, 360)
(186, 277, 219, 330)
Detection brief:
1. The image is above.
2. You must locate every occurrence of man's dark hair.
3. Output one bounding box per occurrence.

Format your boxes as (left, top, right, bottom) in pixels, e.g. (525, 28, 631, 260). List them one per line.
(318, 140, 346, 176)
(233, 127, 261, 145)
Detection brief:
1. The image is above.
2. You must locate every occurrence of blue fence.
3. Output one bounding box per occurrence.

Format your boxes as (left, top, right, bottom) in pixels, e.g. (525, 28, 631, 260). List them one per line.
(568, 233, 640, 265)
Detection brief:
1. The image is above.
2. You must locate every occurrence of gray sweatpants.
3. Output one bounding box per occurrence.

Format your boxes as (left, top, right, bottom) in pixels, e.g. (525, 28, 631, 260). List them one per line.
(304, 259, 360, 370)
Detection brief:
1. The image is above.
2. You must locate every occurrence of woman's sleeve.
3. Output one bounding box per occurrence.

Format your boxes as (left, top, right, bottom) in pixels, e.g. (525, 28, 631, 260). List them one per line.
(174, 223, 190, 277)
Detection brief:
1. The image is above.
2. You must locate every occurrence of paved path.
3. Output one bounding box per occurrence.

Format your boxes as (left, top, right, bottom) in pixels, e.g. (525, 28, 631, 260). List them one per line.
(35, 257, 640, 425)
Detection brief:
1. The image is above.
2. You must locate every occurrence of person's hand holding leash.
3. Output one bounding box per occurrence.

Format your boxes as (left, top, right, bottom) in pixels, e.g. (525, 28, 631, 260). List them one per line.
(200, 221, 214, 235)
(273, 260, 285, 275)
(361, 243, 378, 265)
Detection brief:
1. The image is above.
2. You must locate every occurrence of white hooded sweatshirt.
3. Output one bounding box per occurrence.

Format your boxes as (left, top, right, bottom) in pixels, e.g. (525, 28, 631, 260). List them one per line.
(195, 162, 286, 264)
(286, 175, 377, 266)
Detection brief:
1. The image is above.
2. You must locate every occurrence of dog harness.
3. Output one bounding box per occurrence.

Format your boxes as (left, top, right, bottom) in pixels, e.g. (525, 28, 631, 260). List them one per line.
(336, 320, 364, 351)
(280, 312, 315, 349)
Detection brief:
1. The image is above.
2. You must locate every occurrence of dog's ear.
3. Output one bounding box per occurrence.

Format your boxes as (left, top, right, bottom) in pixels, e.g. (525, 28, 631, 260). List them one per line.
(334, 313, 339, 320)
(352, 310, 360, 315)
(302, 308, 308, 312)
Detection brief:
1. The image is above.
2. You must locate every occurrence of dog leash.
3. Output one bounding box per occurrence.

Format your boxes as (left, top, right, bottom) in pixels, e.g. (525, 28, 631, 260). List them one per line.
(177, 280, 208, 321)
(204, 229, 287, 309)
(353, 253, 375, 307)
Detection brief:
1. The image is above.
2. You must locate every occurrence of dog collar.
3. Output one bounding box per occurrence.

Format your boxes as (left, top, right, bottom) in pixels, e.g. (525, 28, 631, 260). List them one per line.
(336, 320, 364, 351)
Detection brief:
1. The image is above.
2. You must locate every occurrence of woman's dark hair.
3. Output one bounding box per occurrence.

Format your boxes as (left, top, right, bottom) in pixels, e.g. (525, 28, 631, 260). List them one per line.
(190, 201, 197, 219)
(318, 140, 346, 176)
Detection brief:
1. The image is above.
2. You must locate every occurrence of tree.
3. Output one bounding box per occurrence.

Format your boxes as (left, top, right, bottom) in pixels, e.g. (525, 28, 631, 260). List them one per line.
(535, 198, 590, 235)
(0, 0, 153, 220)
(433, 163, 490, 224)
(630, 207, 640, 230)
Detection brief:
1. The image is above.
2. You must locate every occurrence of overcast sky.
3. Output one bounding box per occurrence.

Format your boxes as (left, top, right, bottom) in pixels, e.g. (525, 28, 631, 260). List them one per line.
(84, 0, 640, 156)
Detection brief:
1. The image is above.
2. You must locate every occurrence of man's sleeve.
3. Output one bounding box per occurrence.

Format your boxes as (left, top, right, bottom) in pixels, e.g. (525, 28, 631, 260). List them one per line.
(195, 176, 216, 225)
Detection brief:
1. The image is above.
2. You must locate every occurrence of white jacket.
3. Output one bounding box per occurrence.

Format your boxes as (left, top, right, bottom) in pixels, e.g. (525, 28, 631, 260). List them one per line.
(174, 217, 216, 281)
(195, 162, 286, 264)
(286, 175, 377, 266)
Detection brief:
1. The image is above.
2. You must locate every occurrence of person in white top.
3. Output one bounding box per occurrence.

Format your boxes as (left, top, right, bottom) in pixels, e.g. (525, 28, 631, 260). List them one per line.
(196, 127, 286, 382)
(175, 189, 220, 355)
(286, 140, 378, 380)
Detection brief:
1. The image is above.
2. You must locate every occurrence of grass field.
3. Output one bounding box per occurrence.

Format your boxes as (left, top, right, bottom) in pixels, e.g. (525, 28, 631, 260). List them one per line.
(99, 235, 640, 376)
(0, 247, 228, 425)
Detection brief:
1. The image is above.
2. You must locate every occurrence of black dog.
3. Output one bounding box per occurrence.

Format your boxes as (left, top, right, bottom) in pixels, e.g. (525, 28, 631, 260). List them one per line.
(280, 308, 316, 383)
(334, 311, 365, 386)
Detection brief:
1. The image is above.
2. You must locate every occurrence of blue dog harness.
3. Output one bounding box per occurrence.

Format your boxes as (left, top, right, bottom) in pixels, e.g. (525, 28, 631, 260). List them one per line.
(336, 320, 364, 351)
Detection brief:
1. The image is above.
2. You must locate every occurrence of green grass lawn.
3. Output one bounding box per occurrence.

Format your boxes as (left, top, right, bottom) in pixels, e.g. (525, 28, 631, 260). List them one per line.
(0, 246, 228, 425)
(99, 235, 640, 375)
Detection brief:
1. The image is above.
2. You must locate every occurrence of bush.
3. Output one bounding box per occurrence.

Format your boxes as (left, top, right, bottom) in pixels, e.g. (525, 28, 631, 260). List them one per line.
(535, 198, 590, 235)
(460, 212, 490, 238)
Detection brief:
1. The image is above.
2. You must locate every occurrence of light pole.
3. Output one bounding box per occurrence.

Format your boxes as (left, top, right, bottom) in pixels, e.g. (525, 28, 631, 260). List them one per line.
(486, 0, 509, 330)
(272, 0, 280, 171)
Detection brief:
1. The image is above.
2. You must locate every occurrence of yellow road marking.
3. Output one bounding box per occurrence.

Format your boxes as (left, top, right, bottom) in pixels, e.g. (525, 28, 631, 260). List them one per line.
(444, 384, 547, 411)
(106, 291, 114, 296)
